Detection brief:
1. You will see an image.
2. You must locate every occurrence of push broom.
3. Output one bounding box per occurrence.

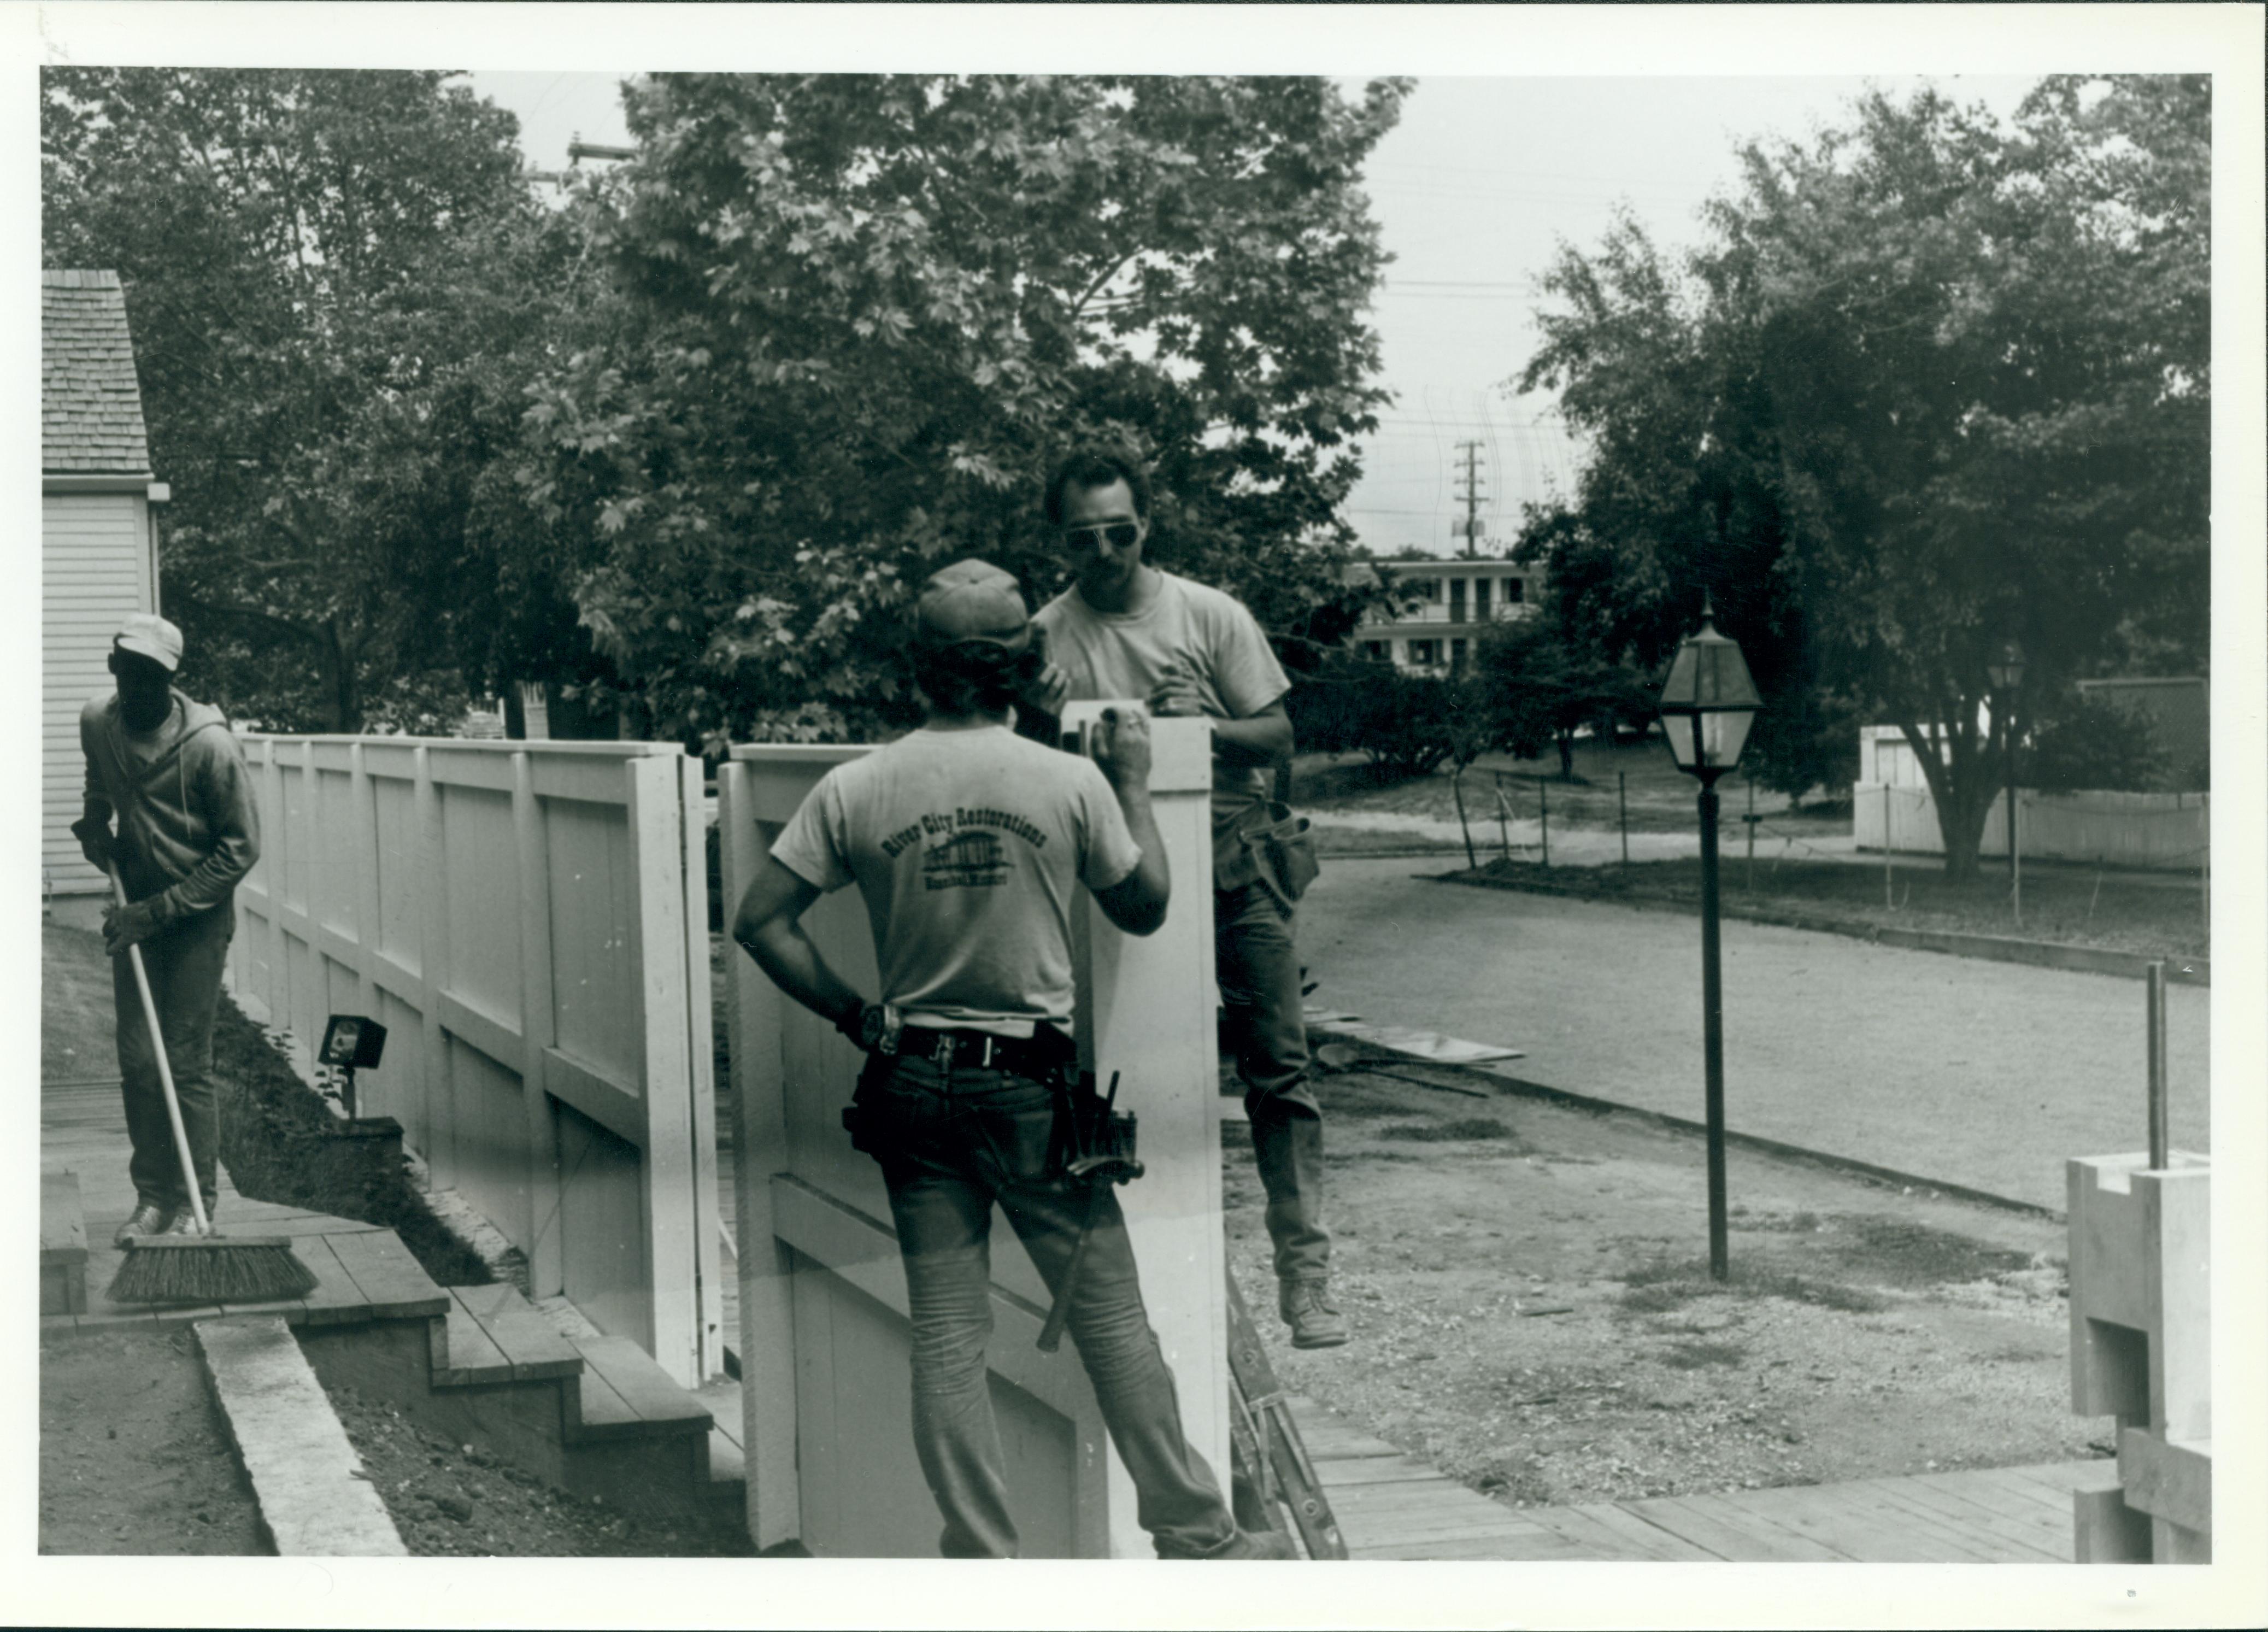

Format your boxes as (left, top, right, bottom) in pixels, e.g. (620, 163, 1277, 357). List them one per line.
(105, 865, 318, 1306)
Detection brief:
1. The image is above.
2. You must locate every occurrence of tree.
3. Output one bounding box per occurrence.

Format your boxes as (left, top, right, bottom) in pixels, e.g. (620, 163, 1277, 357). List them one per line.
(511, 74, 1408, 753)
(1473, 617, 1654, 780)
(42, 68, 586, 731)
(1515, 77, 2208, 878)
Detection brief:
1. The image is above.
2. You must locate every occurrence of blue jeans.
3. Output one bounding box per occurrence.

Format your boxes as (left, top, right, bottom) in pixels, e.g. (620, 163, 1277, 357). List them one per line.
(1215, 882, 1330, 1283)
(852, 1050, 1239, 1559)
(113, 901, 233, 1216)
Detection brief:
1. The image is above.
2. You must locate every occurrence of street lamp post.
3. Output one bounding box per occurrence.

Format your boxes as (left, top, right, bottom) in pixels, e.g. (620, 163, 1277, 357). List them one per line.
(1987, 641, 2026, 925)
(1656, 598, 1762, 1282)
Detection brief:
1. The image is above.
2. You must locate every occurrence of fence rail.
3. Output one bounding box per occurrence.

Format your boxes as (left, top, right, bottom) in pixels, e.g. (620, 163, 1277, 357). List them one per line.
(225, 734, 721, 1387)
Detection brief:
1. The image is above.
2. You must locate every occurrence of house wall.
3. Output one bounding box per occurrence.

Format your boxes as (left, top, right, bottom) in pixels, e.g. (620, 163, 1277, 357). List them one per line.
(1359, 561, 1543, 673)
(43, 488, 155, 896)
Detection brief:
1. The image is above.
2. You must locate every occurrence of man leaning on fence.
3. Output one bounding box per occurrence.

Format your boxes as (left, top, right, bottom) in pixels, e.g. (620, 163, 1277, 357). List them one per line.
(731, 559, 1291, 1560)
(73, 613, 261, 1246)
(1024, 445, 1343, 1349)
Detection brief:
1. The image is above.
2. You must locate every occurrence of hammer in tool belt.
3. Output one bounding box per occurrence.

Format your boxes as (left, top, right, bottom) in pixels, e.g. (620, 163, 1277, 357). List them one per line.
(1037, 1071, 1143, 1352)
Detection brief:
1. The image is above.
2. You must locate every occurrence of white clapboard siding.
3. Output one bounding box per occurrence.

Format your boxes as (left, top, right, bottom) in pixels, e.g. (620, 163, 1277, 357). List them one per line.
(226, 733, 722, 1388)
(43, 491, 154, 895)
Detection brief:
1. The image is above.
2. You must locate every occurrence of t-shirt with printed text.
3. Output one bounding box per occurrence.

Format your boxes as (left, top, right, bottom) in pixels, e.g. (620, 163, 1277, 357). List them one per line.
(1033, 570, 1290, 831)
(767, 724, 1141, 1037)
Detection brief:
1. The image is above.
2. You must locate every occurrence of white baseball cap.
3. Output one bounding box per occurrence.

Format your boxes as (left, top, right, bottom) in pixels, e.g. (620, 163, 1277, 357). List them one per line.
(115, 612, 184, 672)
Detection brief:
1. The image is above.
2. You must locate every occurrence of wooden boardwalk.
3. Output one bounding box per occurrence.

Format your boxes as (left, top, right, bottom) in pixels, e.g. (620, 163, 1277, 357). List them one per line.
(1292, 1394, 2096, 1562)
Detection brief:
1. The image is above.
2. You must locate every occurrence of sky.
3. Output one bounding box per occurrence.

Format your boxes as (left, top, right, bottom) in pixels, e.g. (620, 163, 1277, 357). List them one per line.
(468, 68, 2038, 561)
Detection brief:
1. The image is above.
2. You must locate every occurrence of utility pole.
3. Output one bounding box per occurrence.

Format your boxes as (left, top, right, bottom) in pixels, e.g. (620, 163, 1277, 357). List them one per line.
(1453, 440, 1485, 559)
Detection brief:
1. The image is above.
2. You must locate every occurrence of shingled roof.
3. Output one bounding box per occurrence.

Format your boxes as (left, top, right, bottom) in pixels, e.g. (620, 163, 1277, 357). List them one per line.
(43, 269, 154, 477)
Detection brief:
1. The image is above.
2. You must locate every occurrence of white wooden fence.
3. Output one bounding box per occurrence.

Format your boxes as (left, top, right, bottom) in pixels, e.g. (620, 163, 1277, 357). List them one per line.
(225, 735, 722, 1387)
(1855, 779, 2210, 871)
(719, 716, 1229, 1557)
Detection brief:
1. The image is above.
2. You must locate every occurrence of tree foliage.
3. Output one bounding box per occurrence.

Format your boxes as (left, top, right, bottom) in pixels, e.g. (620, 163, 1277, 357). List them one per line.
(512, 73, 1408, 752)
(1514, 77, 2208, 877)
(42, 68, 589, 732)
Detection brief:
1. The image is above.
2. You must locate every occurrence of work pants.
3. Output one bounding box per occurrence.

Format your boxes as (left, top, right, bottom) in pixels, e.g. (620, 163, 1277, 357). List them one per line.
(855, 1050, 1239, 1559)
(113, 901, 232, 1217)
(1215, 880, 1330, 1284)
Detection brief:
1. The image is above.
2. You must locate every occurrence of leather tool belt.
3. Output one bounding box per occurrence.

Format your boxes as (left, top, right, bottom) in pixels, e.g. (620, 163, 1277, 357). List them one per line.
(1214, 800, 1323, 914)
(888, 1022, 1076, 1081)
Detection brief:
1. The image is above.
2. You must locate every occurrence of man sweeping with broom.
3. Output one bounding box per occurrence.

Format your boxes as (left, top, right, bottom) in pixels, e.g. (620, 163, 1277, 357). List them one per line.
(75, 613, 312, 1302)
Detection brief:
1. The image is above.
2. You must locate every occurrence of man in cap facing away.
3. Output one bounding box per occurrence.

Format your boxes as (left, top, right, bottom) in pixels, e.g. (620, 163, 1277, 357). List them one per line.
(74, 613, 261, 1245)
(731, 560, 1290, 1558)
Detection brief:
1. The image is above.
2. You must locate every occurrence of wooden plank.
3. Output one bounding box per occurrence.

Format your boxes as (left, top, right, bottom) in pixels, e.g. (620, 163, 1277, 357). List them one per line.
(1282, 1397, 1403, 1461)
(1528, 1501, 1721, 1562)
(1850, 1476, 2070, 1562)
(630, 752, 700, 1388)
(321, 1229, 448, 1320)
(40, 1169, 88, 1260)
(292, 1235, 373, 1326)
(435, 1291, 513, 1384)
(1353, 1529, 1608, 1562)
(574, 1355, 642, 1434)
(680, 751, 725, 1384)
(573, 1333, 713, 1430)
(1728, 1480, 2003, 1563)
(451, 1282, 581, 1381)
(1952, 1463, 2100, 1524)
(1619, 1492, 1849, 1562)
(1884, 1466, 2081, 1551)
(1314, 1454, 1464, 1489)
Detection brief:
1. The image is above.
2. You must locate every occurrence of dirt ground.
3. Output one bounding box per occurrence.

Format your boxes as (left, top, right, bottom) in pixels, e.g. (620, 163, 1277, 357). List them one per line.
(1225, 1062, 2110, 1510)
(39, 1326, 268, 1555)
(324, 1385, 755, 1557)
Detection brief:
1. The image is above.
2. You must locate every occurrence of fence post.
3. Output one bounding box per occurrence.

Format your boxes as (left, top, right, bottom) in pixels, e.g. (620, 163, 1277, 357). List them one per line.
(413, 744, 452, 1190)
(1884, 784, 1894, 911)
(348, 742, 383, 1117)
(2201, 791, 2211, 949)
(2146, 961, 2170, 1169)
(513, 749, 565, 1298)
(1540, 777, 1550, 868)
(1619, 771, 1629, 865)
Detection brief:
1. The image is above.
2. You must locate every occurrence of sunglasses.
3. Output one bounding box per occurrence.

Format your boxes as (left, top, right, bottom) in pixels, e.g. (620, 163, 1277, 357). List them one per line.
(1063, 521, 1141, 553)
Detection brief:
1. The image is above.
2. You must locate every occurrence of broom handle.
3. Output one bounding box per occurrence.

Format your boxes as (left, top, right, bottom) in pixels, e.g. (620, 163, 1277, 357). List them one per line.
(110, 865, 212, 1237)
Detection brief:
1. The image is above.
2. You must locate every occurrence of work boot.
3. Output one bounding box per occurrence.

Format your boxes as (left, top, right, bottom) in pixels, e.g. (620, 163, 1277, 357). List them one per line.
(114, 1202, 171, 1248)
(1200, 1527, 1300, 1560)
(1279, 1278, 1349, 1349)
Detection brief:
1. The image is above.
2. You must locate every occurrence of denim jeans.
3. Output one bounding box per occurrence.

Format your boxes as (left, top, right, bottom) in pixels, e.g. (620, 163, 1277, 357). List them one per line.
(1215, 880, 1330, 1283)
(853, 1049, 1239, 1559)
(113, 901, 233, 1216)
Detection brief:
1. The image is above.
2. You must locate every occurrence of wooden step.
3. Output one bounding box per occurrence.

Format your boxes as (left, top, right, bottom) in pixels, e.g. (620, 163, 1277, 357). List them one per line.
(436, 1284, 583, 1386)
(40, 1169, 89, 1316)
(566, 1332, 713, 1443)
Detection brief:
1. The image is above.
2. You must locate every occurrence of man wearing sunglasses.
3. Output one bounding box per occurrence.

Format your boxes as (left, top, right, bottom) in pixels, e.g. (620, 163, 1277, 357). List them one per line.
(1027, 447, 1347, 1351)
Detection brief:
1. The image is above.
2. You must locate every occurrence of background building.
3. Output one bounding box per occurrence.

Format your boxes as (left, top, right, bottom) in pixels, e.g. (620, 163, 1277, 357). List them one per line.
(43, 269, 167, 900)
(1346, 556, 1546, 672)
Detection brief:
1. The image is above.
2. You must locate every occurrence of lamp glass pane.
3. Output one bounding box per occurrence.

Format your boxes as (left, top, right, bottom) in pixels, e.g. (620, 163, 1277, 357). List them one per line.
(1702, 708, 1755, 769)
(1661, 712, 1697, 771)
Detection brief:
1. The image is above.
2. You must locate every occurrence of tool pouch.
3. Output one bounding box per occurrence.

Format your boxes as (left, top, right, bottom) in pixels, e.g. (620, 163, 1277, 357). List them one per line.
(1053, 1070, 1143, 1183)
(1217, 802, 1321, 911)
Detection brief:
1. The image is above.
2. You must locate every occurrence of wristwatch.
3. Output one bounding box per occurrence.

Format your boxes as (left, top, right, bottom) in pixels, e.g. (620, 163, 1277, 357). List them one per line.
(849, 1001, 903, 1055)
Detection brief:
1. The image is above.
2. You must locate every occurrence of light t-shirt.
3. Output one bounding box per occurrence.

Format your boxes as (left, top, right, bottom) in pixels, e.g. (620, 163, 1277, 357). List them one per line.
(768, 724, 1142, 1036)
(1034, 570, 1290, 829)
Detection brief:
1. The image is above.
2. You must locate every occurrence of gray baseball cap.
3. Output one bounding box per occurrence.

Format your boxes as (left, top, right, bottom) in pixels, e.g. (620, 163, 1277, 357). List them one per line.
(914, 559, 1032, 655)
(115, 612, 184, 672)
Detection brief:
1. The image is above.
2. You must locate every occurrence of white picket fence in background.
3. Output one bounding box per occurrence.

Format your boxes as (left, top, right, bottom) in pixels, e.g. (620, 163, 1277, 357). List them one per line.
(1855, 726, 2209, 871)
(224, 734, 722, 1387)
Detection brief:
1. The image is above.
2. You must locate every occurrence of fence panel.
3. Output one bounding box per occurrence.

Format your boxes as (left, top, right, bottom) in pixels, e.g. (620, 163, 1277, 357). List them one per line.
(227, 735, 722, 1387)
(720, 717, 1227, 1558)
(1855, 780, 2210, 871)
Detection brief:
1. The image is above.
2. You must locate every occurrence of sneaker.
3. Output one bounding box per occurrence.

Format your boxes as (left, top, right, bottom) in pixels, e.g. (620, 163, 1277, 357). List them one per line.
(1279, 1278, 1349, 1349)
(161, 1206, 211, 1236)
(114, 1203, 171, 1247)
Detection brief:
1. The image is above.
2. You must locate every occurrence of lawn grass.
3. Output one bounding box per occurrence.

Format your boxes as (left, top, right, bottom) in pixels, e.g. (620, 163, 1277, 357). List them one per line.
(1451, 853, 2208, 961)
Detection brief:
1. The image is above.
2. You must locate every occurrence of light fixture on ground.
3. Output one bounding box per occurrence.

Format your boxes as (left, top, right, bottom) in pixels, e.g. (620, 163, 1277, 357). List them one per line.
(1986, 639, 2026, 924)
(318, 1014, 387, 1118)
(1656, 597, 1762, 1282)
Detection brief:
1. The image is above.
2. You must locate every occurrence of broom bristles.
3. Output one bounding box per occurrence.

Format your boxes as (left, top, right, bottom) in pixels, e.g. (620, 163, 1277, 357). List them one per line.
(108, 1236, 320, 1305)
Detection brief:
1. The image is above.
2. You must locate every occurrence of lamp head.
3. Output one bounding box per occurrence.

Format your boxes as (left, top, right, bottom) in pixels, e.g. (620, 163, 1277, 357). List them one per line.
(1656, 604, 1761, 782)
